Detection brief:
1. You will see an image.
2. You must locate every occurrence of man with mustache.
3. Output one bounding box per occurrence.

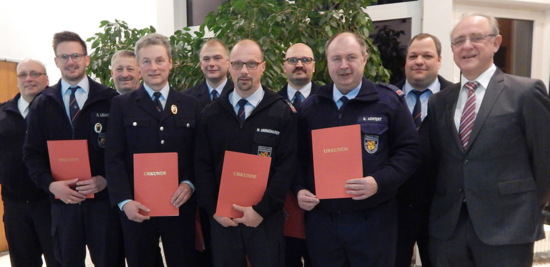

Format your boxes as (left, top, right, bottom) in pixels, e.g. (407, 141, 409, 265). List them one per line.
(23, 31, 123, 267)
(185, 39, 233, 109)
(0, 59, 60, 267)
(278, 43, 318, 267)
(293, 32, 420, 267)
(195, 39, 297, 267)
(393, 33, 452, 267)
(111, 50, 141, 95)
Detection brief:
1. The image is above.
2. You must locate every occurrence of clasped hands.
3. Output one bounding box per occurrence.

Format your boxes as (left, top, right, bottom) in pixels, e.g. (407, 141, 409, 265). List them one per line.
(49, 175, 107, 205)
(214, 205, 263, 228)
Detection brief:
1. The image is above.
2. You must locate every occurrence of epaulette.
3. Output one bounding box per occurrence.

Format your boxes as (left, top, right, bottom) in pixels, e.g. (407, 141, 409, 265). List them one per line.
(283, 98, 298, 114)
(379, 82, 405, 97)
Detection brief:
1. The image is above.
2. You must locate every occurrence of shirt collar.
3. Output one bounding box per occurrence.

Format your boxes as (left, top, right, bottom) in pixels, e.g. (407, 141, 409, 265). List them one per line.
(230, 86, 265, 108)
(143, 83, 170, 100)
(207, 78, 228, 96)
(287, 82, 312, 100)
(333, 82, 361, 103)
(17, 95, 30, 117)
(61, 77, 89, 95)
(461, 64, 497, 89)
(404, 78, 441, 96)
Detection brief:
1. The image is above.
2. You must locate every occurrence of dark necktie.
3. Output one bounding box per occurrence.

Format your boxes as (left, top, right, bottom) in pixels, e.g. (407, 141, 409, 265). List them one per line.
(339, 96, 349, 110)
(237, 99, 248, 123)
(69, 86, 81, 124)
(153, 92, 163, 112)
(293, 91, 303, 107)
(411, 89, 429, 129)
(211, 90, 219, 101)
(458, 81, 479, 148)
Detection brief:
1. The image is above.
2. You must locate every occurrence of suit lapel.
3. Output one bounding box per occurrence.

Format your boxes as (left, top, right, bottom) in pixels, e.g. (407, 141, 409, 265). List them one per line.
(466, 71, 505, 151)
(135, 86, 162, 120)
(442, 84, 464, 151)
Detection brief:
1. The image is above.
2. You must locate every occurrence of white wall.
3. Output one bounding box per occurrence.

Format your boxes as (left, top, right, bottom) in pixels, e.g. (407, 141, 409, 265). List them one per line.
(0, 0, 159, 85)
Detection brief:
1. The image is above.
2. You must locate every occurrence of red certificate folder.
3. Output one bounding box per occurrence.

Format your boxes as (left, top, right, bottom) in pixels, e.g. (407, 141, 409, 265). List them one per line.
(134, 152, 179, 217)
(312, 124, 363, 199)
(283, 192, 306, 239)
(216, 151, 271, 218)
(47, 139, 94, 198)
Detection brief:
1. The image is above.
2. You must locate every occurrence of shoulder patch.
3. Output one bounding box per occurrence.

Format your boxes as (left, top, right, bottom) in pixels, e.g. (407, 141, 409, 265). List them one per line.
(379, 82, 405, 97)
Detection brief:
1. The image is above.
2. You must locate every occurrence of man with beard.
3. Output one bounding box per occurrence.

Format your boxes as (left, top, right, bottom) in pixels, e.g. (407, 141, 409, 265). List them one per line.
(279, 43, 319, 267)
(111, 50, 141, 95)
(195, 39, 297, 267)
(23, 31, 123, 267)
(393, 33, 452, 267)
(0, 59, 60, 267)
(185, 39, 233, 108)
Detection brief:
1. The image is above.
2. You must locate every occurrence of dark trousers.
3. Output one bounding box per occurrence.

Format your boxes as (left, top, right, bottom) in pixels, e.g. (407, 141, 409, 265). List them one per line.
(430, 204, 534, 267)
(305, 200, 398, 267)
(51, 200, 124, 267)
(120, 206, 196, 267)
(209, 210, 284, 267)
(395, 202, 431, 267)
(197, 207, 213, 267)
(3, 199, 60, 267)
(285, 236, 311, 267)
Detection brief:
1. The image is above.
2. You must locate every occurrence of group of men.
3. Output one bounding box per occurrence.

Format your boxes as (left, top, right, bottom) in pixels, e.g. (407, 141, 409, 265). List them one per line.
(0, 11, 549, 267)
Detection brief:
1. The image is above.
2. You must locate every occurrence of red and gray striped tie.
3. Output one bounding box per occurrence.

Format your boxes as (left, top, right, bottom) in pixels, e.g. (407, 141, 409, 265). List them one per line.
(458, 81, 479, 148)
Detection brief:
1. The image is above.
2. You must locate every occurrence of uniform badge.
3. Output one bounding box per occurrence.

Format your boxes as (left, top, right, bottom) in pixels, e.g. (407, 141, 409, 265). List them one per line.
(258, 146, 272, 157)
(94, 123, 102, 133)
(364, 135, 379, 154)
(98, 133, 106, 148)
(171, 105, 178, 115)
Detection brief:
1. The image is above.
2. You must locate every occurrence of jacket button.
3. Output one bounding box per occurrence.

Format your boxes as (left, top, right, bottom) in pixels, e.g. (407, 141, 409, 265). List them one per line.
(463, 159, 469, 165)
(160, 140, 165, 145)
(186, 123, 190, 128)
(133, 122, 137, 126)
(160, 126, 164, 131)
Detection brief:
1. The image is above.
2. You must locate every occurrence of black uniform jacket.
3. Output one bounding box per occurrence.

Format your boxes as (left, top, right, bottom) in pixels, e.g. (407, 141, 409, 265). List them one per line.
(195, 87, 298, 218)
(184, 79, 234, 108)
(0, 94, 49, 202)
(23, 77, 117, 202)
(105, 85, 202, 207)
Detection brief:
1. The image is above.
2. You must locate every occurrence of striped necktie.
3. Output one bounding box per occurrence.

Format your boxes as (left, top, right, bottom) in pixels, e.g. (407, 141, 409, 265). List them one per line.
(153, 92, 163, 112)
(458, 81, 479, 148)
(69, 86, 81, 124)
(411, 89, 429, 129)
(237, 99, 248, 123)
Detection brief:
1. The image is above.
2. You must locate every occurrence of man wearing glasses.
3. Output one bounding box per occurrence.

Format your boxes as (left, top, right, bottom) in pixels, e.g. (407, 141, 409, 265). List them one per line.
(24, 31, 123, 266)
(427, 13, 550, 266)
(195, 39, 297, 267)
(278, 43, 318, 267)
(0, 59, 60, 267)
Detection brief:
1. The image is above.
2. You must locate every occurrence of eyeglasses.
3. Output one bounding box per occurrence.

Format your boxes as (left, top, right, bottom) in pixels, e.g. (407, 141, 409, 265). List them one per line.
(451, 34, 497, 47)
(17, 71, 46, 79)
(285, 57, 314, 65)
(230, 61, 262, 70)
(56, 53, 87, 63)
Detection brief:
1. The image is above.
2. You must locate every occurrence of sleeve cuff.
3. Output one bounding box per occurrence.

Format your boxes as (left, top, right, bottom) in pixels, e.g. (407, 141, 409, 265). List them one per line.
(181, 180, 195, 192)
(118, 199, 132, 211)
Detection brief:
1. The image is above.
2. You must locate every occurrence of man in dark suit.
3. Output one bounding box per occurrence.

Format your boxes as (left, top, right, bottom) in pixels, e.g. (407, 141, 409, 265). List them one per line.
(184, 39, 233, 108)
(111, 50, 141, 95)
(294, 32, 420, 267)
(23, 31, 123, 267)
(0, 59, 60, 267)
(427, 13, 550, 267)
(393, 33, 452, 267)
(278, 42, 319, 267)
(105, 33, 201, 266)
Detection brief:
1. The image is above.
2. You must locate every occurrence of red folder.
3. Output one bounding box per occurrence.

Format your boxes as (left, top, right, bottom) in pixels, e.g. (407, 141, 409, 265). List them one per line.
(134, 152, 179, 217)
(47, 139, 94, 198)
(312, 124, 363, 199)
(283, 192, 305, 239)
(216, 151, 271, 218)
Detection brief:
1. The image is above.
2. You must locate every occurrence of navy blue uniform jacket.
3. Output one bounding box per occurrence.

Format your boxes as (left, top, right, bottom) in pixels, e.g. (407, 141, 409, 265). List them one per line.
(0, 94, 49, 202)
(23, 77, 118, 202)
(195, 87, 298, 218)
(105, 85, 202, 207)
(294, 78, 420, 213)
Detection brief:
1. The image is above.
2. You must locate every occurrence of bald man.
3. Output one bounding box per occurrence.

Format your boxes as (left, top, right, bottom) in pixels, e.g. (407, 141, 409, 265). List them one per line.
(195, 39, 297, 267)
(0, 59, 60, 267)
